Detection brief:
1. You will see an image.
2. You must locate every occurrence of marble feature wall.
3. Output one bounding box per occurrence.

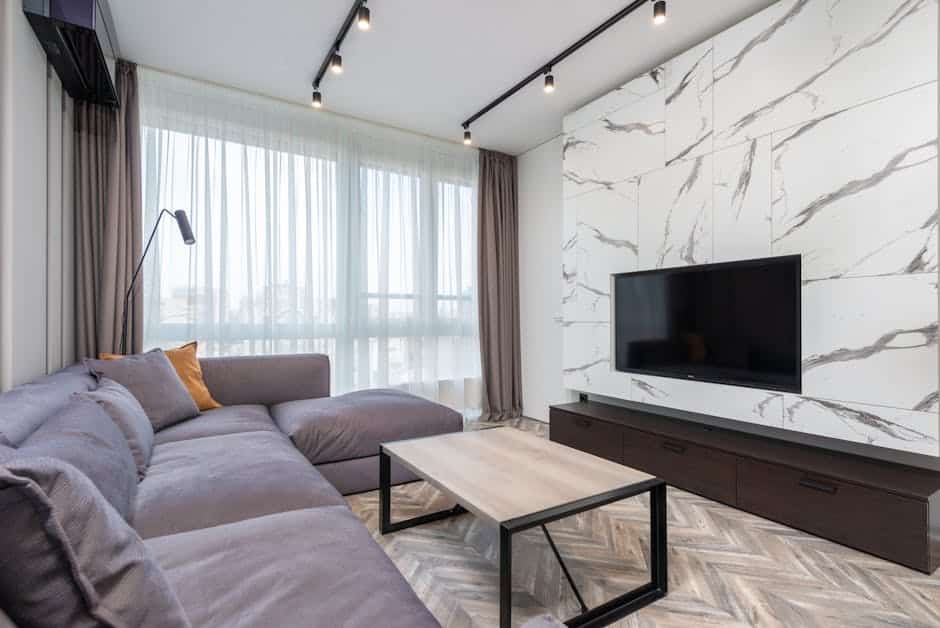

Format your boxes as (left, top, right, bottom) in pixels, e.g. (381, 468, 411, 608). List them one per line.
(561, 0, 940, 456)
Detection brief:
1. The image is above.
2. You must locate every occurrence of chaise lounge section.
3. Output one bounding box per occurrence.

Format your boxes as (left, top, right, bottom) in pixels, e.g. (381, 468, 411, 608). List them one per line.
(0, 353, 459, 627)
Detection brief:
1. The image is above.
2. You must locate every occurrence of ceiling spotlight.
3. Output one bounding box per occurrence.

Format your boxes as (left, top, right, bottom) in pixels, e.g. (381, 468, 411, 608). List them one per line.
(357, 3, 371, 30)
(330, 52, 343, 74)
(544, 72, 555, 94)
(312, 90, 322, 108)
(653, 0, 667, 25)
(463, 129, 472, 145)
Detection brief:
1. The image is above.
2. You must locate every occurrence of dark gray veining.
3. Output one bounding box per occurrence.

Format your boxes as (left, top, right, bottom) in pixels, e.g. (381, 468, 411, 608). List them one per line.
(786, 398, 938, 445)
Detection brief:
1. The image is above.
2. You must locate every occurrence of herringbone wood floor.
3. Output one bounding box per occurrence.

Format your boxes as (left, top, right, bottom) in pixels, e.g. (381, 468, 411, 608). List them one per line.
(346, 419, 940, 628)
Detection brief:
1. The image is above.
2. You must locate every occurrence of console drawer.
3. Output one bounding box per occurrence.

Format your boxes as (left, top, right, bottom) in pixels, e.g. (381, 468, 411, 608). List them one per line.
(622, 427, 737, 505)
(738, 458, 927, 571)
(550, 411, 623, 463)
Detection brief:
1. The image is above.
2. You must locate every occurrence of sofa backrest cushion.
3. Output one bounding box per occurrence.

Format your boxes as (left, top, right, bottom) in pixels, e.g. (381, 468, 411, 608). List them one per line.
(199, 353, 330, 406)
(85, 350, 199, 431)
(79, 378, 154, 480)
(0, 366, 96, 447)
(0, 455, 191, 628)
(17, 397, 138, 521)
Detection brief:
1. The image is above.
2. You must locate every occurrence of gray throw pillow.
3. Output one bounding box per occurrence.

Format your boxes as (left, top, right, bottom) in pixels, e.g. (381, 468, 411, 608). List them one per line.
(80, 378, 154, 479)
(18, 397, 137, 521)
(0, 455, 191, 628)
(85, 349, 199, 431)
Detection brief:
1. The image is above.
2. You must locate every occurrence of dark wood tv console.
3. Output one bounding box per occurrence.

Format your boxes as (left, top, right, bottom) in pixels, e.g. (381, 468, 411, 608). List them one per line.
(550, 400, 940, 574)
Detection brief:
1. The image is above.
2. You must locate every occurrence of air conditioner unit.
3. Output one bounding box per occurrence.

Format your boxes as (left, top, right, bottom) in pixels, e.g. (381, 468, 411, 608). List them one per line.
(23, 0, 119, 107)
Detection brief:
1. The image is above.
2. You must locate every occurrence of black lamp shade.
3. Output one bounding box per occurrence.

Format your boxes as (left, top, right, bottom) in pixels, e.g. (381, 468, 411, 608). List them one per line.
(653, 1, 666, 24)
(174, 210, 195, 245)
(357, 5, 370, 30)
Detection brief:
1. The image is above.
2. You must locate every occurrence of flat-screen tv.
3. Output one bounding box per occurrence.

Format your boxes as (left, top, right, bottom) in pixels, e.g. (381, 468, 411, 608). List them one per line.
(613, 255, 801, 393)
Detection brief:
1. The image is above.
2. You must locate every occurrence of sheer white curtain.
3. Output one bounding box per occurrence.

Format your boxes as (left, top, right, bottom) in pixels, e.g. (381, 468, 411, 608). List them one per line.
(139, 69, 481, 414)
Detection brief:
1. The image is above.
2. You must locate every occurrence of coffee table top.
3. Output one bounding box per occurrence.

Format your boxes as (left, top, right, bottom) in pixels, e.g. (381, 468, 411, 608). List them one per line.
(381, 427, 655, 525)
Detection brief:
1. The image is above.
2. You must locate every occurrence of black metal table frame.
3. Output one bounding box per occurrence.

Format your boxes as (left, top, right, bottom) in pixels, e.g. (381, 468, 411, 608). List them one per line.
(379, 447, 668, 628)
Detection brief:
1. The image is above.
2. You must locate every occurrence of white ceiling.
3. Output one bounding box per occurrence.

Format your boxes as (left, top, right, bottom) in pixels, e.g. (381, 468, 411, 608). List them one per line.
(107, 0, 776, 155)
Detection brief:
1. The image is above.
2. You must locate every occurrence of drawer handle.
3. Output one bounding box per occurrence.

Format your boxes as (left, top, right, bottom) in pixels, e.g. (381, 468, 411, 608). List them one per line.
(798, 478, 838, 495)
(574, 418, 592, 429)
(661, 441, 686, 455)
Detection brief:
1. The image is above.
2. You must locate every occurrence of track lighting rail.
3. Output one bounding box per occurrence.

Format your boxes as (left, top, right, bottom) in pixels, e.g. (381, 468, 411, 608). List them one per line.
(460, 0, 652, 134)
(313, 0, 368, 91)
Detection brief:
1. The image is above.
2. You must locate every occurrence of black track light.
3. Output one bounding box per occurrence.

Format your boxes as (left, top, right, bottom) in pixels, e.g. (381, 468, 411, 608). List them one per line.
(330, 52, 343, 74)
(544, 72, 555, 94)
(653, 0, 666, 25)
(312, 90, 322, 108)
(357, 3, 371, 30)
(463, 129, 472, 146)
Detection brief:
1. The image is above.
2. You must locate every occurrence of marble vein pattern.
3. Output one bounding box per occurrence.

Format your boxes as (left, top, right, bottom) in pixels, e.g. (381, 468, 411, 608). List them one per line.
(665, 40, 714, 166)
(713, 0, 938, 150)
(784, 396, 940, 455)
(713, 136, 773, 262)
(638, 155, 713, 270)
(562, 322, 632, 399)
(561, 198, 579, 322)
(802, 274, 938, 412)
(631, 375, 785, 428)
(562, 90, 665, 199)
(772, 82, 938, 280)
(567, 182, 639, 321)
(563, 67, 664, 134)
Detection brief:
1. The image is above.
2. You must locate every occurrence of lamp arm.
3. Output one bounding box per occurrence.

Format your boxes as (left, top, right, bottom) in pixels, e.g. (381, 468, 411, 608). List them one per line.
(119, 209, 175, 354)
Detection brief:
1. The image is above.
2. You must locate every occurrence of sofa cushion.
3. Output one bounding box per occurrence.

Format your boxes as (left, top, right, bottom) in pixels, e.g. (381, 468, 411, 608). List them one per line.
(101, 342, 222, 412)
(271, 389, 463, 465)
(0, 455, 190, 628)
(18, 397, 137, 521)
(153, 404, 278, 446)
(146, 506, 440, 628)
(80, 377, 154, 479)
(199, 353, 331, 406)
(0, 366, 96, 447)
(134, 431, 345, 538)
(85, 349, 199, 431)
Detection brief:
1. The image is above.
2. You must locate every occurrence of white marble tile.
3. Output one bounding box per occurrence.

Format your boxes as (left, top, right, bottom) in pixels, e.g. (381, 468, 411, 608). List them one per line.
(638, 155, 713, 270)
(561, 197, 579, 323)
(665, 40, 714, 166)
(631, 374, 784, 428)
(713, 0, 938, 150)
(563, 90, 665, 199)
(566, 182, 639, 321)
(713, 136, 773, 262)
(562, 322, 632, 399)
(802, 274, 938, 412)
(783, 395, 940, 456)
(563, 67, 665, 134)
(772, 83, 938, 280)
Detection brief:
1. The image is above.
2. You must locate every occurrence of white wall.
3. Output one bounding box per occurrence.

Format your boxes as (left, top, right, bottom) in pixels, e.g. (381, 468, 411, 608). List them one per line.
(518, 136, 574, 422)
(556, 0, 939, 457)
(0, 2, 75, 391)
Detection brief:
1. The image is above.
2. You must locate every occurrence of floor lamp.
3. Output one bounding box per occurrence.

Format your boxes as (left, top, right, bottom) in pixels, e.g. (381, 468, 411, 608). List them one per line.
(120, 209, 195, 354)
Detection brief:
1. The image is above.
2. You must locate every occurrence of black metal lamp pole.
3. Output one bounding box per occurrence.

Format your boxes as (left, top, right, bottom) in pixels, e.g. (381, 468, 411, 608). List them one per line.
(119, 209, 195, 354)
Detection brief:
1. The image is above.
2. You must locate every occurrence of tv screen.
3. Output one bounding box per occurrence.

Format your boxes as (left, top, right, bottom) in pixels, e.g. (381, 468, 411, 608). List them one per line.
(613, 255, 801, 393)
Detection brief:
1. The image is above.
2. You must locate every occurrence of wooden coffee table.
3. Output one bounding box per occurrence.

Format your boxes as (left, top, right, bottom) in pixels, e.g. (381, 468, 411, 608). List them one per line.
(379, 427, 668, 628)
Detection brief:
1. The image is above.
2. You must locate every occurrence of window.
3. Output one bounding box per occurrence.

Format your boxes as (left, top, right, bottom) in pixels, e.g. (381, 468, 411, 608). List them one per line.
(140, 68, 480, 413)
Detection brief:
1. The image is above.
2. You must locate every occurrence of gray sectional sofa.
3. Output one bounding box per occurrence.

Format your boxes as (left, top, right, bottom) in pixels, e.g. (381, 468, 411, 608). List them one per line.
(0, 354, 463, 627)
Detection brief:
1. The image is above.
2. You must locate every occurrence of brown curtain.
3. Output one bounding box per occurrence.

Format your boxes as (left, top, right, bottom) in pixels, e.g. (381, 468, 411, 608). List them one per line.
(75, 60, 142, 358)
(477, 149, 522, 421)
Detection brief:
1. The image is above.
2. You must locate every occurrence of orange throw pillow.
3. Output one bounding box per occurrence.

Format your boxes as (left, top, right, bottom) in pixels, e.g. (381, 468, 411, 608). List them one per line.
(100, 342, 222, 412)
